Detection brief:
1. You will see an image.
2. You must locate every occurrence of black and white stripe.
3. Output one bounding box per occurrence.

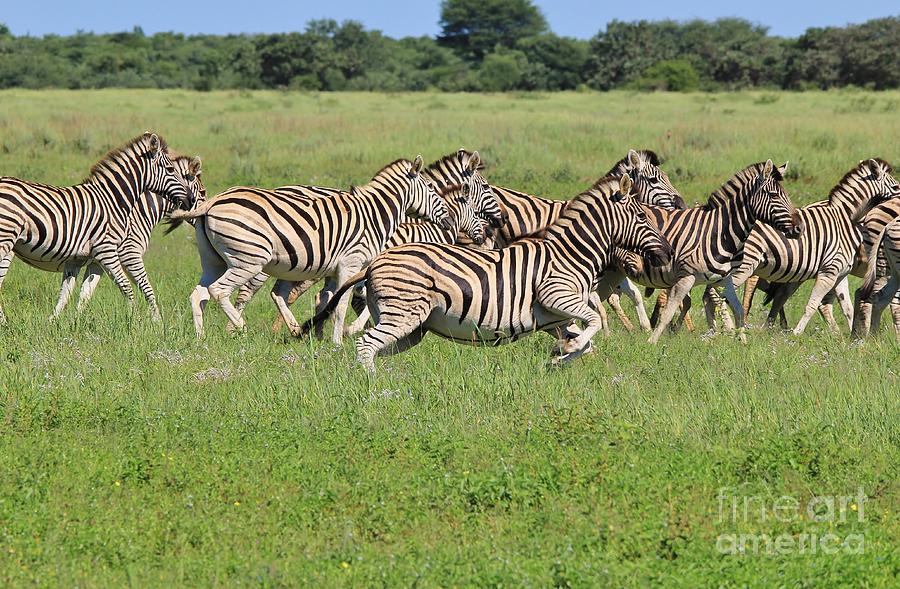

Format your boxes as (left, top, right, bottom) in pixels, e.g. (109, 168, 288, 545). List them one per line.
(0, 133, 194, 322)
(300, 174, 673, 373)
(173, 156, 451, 344)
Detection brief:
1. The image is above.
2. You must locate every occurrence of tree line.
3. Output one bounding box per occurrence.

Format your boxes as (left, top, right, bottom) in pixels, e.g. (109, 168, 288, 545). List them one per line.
(0, 0, 897, 92)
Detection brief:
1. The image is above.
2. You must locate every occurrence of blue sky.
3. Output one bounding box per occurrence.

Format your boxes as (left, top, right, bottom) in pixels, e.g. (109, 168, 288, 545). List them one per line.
(3, 0, 897, 39)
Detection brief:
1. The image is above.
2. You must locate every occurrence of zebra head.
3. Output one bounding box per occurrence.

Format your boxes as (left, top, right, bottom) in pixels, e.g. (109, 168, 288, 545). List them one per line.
(749, 160, 803, 238)
(610, 174, 673, 267)
(164, 156, 205, 234)
(855, 159, 900, 217)
(140, 132, 195, 210)
(615, 149, 685, 209)
(456, 149, 509, 229)
(406, 155, 453, 230)
(443, 183, 487, 246)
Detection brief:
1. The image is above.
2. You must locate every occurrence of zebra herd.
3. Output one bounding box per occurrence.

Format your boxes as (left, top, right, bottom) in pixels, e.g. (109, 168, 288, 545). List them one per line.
(1, 132, 899, 373)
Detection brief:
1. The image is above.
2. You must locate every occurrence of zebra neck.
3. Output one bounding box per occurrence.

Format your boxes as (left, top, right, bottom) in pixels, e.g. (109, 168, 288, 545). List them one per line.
(350, 176, 407, 246)
(545, 228, 612, 280)
(829, 183, 875, 221)
(705, 185, 758, 253)
(84, 152, 147, 212)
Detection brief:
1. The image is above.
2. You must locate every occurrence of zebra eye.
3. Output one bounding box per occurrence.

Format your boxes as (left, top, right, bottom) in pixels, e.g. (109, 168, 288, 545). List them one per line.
(165, 165, 175, 173)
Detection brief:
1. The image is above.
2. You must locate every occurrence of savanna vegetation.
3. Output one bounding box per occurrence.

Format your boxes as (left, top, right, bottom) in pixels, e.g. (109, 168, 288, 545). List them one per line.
(1, 0, 898, 92)
(0, 89, 897, 587)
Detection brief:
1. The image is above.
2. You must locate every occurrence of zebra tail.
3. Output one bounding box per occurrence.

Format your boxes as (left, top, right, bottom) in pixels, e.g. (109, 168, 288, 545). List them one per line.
(297, 270, 369, 338)
(169, 198, 215, 221)
(859, 223, 890, 300)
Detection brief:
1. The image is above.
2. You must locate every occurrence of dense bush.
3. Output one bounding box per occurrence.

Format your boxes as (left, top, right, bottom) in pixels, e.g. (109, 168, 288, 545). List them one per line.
(0, 1, 897, 91)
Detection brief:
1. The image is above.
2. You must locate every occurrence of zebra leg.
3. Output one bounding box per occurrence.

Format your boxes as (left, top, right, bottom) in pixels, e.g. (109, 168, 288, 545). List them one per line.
(52, 264, 82, 319)
(345, 287, 371, 336)
(207, 265, 264, 332)
(765, 282, 800, 330)
(535, 287, 603, 365)
(620, 279, 650, 332)
(0, 249, 13, 324)
(120, 245, 160, 321)
(329, 267, 364, 347)
(833, 276, 854, 332)
(871, 276, 900, 335)
(590, 292, 610, 336)
(650, 290, 665, 327)
(793, 271, 841, 335)
(92, 245, 135, 309)
(75, 263, 104, 314)
(720, 278, 747, 343)
(649, 275, 696, 344)
(270, 279, 303, 336)
(702, 287, 719, 332)
(607, 292, 634, 332)
(231, 272, 269, 332)
(891, 292, 900, 339)
(272, 279, 317, 334)
(356, 302, 432, 374)
(741, 275, 760, 322)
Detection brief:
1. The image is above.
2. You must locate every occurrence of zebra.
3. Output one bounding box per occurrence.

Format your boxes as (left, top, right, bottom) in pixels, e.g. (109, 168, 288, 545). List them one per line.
(594, 160, 803, 344)
(732, 158, 899, 333)
(171, 156, 451, 345)
(228, 149, 504, 327)
(470, 149, 684, 331)
(732, 158, 900, 335)
(270, 181, 493, 336)
(43, 155, 204, 321)
(851, 197, 900, 337)
(299, 173, 673, 373)
(855, 215, 900, 339)
(0, 132, 195, 323)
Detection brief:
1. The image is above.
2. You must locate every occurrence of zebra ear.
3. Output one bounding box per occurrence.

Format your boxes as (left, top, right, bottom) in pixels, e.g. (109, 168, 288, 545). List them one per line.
(867, 159, 885, 180)
(189, 156, 202, 176)
(468, 151, 481, 172)
(147, 133, 161, 159)
(777, 161, 789, 177)
(627, 149, 644, 171)
(619, 174, 633, 197)
(763, 159, 774, 177)
(459, 182, 471, 201)
(412, 155, 424, 174)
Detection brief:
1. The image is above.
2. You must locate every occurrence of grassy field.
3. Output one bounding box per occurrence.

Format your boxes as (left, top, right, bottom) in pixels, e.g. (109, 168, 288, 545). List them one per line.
(0, 89, 898, 587)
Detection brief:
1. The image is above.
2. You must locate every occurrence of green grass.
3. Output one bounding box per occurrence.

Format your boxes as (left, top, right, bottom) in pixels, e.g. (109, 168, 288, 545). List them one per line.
(0, 89, 898, 587)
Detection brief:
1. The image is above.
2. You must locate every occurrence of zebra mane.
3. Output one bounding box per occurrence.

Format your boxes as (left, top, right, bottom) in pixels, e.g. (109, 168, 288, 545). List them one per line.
(702, 162, 776, 210)
(429, 150, 484, 173)
(370, 159, 413, 179)
(604, 150, 661, 176)
(84, 133, 170, 183)
(827, 158, 894, 205)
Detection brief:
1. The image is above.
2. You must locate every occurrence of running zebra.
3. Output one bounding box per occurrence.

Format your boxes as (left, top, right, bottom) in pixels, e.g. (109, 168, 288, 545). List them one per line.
(0, 133, 195, 323)
(52, 155, 204, 321)
(856, 215, 900, 339)
(300, 173, 673, 373)
(228, 149, 504, 327)
(732, 158, 899, 333)
(270, 181, 492, 336)
(172, 156, 451, 344)
(595, 160, 803, 343)
(477, 149, 684, 331)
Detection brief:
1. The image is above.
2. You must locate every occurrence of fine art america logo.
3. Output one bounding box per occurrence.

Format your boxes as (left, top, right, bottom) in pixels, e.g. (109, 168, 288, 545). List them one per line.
(716, 487, 866, 556)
